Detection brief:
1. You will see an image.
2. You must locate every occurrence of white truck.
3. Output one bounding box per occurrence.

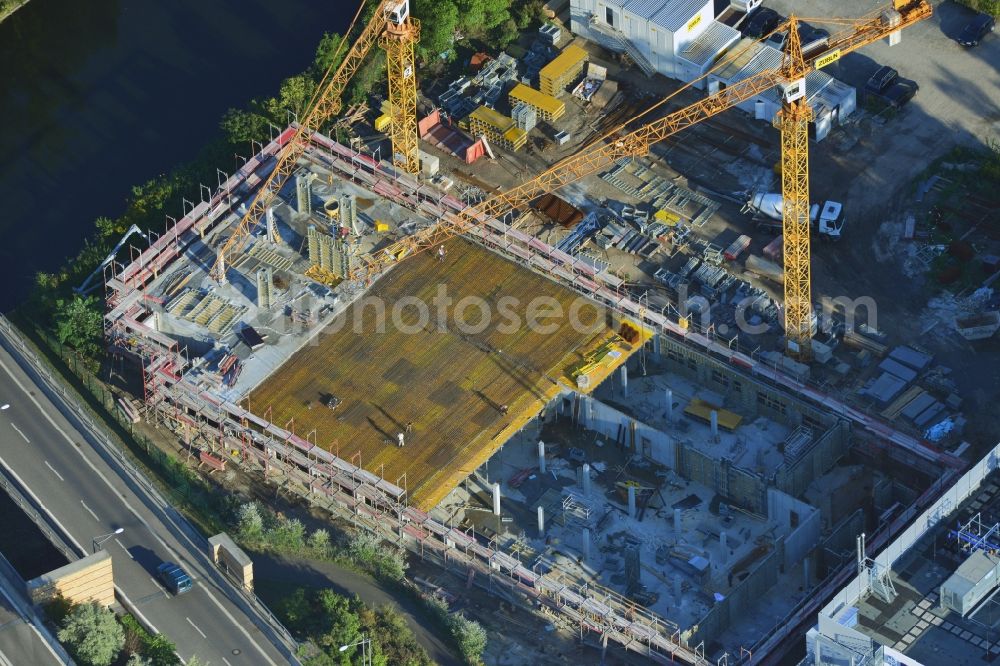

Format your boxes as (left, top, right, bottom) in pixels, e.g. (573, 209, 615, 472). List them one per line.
(743, 192, 846, 241)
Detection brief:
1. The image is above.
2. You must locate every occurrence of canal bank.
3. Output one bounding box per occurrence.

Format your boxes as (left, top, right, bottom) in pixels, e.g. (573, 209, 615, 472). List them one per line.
(0, 0, 351, 311)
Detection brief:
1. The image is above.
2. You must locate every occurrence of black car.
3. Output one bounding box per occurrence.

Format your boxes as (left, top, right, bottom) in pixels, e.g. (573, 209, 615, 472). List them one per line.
(865, 65, 919, 109)
(958, 12, 995, 47)
(764, 24, 828, 54)
(743, 7, 782, 39)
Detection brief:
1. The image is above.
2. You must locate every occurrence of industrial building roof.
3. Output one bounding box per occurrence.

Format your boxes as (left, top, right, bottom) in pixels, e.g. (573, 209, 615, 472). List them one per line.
(508, 83, 565, 116)
(540, 44, 587, 82)
(943, 550, 1000, 599)
(650, 0, 708, 33)
(677, 20, 740, 68)
(711, 38, 766, 80)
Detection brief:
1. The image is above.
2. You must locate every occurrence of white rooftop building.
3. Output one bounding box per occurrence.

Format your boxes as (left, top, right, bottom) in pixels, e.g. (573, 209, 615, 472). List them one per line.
(568, 0, 855, 140)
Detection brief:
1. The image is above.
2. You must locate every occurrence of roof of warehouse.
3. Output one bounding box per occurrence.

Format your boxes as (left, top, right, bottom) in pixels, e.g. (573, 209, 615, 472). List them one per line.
(711, 38, 766, 80)
(943, 550, 1000, 598)
(508, 83, 565, 115)
(651, 0, 708, 32)
(677, 20, 740, 67)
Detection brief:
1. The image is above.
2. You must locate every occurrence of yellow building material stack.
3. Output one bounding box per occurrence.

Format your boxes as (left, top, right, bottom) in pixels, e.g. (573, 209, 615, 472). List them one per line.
(508, 83, 566, 122)
(539, 44, 587, 97)
(468, 105, 527, 151)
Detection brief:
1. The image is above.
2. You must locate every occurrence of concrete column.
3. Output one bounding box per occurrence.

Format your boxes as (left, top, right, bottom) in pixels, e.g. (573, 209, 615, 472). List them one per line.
(582, 528, 591, 562)
(665, 389, 673, 422)
(537, 505, 545, 536)
(673, 574, 682, 600)
(582, 463, 591, 496)
(674, 508, 681, 532)
(620, 365, 628, 398)
(492, 483, 501, 516)
(538, 441, 546, 473)
(804, 557, 810, 590)
(720, 531, 728, 564)
(710, 410, 719, 438)
(628, 485, 637, 519)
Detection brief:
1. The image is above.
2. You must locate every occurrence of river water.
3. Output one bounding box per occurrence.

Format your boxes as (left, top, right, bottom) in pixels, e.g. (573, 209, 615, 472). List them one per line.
(0, 0, 352, 311)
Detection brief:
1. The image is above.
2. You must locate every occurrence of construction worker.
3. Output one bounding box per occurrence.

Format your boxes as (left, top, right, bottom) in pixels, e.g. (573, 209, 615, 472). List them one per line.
(397, 432, 405, 448)
(405, 421, 413, 433)
(438, 245, 446, 262)
(499, 404, 509, 415)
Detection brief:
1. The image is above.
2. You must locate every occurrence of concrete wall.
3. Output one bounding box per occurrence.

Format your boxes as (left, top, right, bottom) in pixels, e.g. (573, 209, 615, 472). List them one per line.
(27, 551, 114, 607)
(775, 421, 852, 498)
(769, 488, 822, 571)
(690, 544, 782, 648)
(658, 336, 836, 430)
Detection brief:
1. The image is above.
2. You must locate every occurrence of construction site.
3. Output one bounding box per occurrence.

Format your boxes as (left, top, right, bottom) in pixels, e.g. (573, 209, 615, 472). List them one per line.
(99, 0, 1000, 663)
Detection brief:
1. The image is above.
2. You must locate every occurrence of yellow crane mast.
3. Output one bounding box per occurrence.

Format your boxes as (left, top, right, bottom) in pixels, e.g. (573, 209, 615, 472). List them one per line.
(352, 0, 931, 360)
(775, 20, 814, 358)
(212, 0, 419, 282)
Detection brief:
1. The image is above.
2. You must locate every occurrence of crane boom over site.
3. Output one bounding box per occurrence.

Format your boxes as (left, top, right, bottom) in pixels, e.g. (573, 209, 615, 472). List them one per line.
(212, 0, 418, 282)
(352, 0, 931, 356)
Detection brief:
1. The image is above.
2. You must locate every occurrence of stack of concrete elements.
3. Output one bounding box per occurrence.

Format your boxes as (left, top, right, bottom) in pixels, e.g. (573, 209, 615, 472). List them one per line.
(539, 43, 587, 96)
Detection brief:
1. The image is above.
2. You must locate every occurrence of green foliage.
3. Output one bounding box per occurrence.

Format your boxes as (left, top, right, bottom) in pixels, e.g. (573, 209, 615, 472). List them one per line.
(493, 18, 521, 48)
(313, 32, 348, 79)
(276, 587, 432, 666)
(423, 596, 487, 665)
(983, 137, 1000, 182)
(237, 501, 265, 542)
(515, 0, 547, 29)
(42, 595, 75, 626)
(57, 602, 125, 666)
(220, 107, 270, 145)
(414, 0, 459, 59)
(450, 613, 487, 664)
(121, 615, 180, 666)
(955, 0, 1000, 17)
(308, 528, 333, 556)
(126, 654, 150, 666)
(54, 295, 103, 359)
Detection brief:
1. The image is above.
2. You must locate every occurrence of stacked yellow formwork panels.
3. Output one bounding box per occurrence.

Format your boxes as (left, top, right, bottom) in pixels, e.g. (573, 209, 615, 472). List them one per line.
(508, 83, 566, 122)
(539, 44, 587, 97)
(468, 105, 527, 151)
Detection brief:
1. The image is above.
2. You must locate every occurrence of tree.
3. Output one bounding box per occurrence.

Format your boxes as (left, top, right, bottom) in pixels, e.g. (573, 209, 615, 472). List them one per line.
(57, 602, 125, 666)
(413, 0, 459, 60)
(514, 0, 547, 30)
(308, 528, 332, 555)
(54, 295, 104, 359)
(493, 18, 521, 48)
(955, 0, 1000, 16)
(237, 502, 264, 542)
(449, 614, 487, 664)
(266, 74, 317, 121)
(312, 32, 347, 80)
(220, 108, 270, 145)
(456, 0, 511, 34)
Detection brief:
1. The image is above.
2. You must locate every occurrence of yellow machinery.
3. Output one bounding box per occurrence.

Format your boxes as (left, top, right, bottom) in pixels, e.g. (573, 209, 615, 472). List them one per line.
(350, 0, 932, 359)
(212, 0, 419, 281)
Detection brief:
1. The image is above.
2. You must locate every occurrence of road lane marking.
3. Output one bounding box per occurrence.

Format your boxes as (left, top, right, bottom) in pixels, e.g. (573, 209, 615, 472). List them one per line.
(0, 646, 14, 666)
(222, 658, 232, 666)
(0, 353, 282, 663)
(80, 500, 99, 522)
(10, 423, 28, 442)
(43, 460, 64, 481)
(186, 616, 207, 639)
(114, 538, 131, 557)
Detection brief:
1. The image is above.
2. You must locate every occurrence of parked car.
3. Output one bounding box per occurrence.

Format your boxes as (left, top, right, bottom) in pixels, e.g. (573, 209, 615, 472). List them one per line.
(958, 12, 995, 47)
(865, 65, 918, 109)
(743, 7, 782, 39)
(156, 562, 193, 595)
(764, 24, 829, 53)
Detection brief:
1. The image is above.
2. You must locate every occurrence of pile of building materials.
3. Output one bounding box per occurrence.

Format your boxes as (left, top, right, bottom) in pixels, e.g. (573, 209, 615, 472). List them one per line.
(508, 83, 566, 122)
(540, 43, 587, 96)
(467, 106, 528, 151)
(572, 63, 607, 101)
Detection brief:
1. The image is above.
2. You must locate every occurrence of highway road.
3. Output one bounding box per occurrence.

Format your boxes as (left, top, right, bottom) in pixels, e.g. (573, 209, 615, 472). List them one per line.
(0, 573, 64, 665)
(0, 334, 294, 665)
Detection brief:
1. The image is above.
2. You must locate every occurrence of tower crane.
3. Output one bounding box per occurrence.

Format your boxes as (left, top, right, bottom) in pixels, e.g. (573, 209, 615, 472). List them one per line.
(350, 0, 931, 358)
(211, 0, 419, 282)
